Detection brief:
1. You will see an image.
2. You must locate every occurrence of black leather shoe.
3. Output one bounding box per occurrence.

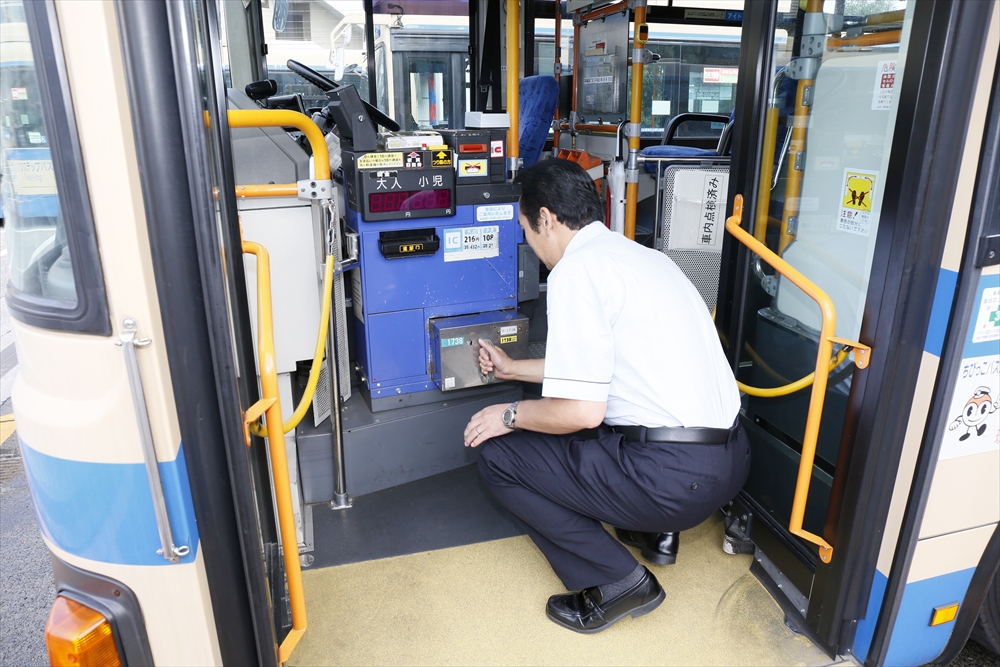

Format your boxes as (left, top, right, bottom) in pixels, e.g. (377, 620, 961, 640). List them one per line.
(545, 567, 665, 634)
(615, 528, 679, 566)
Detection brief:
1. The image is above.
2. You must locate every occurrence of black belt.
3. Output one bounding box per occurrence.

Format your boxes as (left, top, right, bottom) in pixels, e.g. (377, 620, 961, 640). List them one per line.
(609, 423, 733, 445)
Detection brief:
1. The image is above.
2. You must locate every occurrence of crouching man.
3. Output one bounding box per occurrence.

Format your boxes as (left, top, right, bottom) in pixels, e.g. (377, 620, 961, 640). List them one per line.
(463, 158, 749, 634)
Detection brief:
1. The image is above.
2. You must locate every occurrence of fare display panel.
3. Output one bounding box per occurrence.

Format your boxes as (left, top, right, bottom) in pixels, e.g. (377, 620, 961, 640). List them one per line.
(346, 149, 457, 222)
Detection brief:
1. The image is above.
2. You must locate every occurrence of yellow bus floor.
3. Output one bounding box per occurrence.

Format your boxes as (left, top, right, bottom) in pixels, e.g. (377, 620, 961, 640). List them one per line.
(291, 513, 837, 666)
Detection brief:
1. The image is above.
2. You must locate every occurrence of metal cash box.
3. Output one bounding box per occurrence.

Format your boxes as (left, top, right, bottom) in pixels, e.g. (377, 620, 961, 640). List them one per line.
(431, 311, 529, 391)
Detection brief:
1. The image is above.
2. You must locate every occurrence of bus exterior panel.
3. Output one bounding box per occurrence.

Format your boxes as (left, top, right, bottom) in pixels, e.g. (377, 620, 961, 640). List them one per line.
(8, 1, 224, 664)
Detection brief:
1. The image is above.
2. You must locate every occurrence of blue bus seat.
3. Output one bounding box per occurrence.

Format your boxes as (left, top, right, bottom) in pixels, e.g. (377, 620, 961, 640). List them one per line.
(641, 111, 733, 173)
(519, 75, 559, 168)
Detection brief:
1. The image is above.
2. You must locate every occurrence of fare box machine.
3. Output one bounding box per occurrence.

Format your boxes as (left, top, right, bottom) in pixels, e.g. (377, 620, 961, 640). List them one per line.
(293, 86, 535, 500)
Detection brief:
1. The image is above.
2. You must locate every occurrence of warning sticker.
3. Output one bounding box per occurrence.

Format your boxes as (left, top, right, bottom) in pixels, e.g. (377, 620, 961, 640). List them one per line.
(358, 152, 403, 169)
(837, 169, 878, 237)
(491, 140, 504, 157)
(872, 60, 897, 111)
(443, 225, 500, 262)
(432, 149, 453, 167)
(459, 159, 488, 177)
(971, 287, 1000, 345)
(11, 87, 27, 100)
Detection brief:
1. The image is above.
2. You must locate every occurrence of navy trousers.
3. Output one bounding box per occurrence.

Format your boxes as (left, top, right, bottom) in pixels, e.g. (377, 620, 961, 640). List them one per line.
(477, 423, 750, 591)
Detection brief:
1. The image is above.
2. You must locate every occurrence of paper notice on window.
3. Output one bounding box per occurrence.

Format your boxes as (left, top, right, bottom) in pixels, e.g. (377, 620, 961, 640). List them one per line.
(872, 60, 897, 111)
(668, 170, 728, 253)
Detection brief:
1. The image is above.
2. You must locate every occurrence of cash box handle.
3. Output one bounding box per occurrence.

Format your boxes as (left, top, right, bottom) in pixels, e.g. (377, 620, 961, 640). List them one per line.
(378, 229, 440, 259)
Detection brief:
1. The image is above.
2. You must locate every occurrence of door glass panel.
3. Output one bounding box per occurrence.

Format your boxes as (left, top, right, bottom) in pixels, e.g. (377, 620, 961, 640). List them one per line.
(403, 55, 453, 130)
(0, 0, 76, 304)
(737, 0, 913, 543)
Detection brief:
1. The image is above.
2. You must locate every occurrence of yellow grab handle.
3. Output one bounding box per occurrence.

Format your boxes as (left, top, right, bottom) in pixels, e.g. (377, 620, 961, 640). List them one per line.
(726, 195, 870, 564)
(737, 347, 850, 398)
(241, 239, 307, 661)
(227, 109, 331, 181)
(249, 255, 335, 437)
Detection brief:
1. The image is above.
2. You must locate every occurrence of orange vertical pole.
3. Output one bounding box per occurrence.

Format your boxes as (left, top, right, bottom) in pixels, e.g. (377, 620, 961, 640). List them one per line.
(553, 4, 562, 154)
(624, 3, 647, 240)
(507, 0, 521, 174)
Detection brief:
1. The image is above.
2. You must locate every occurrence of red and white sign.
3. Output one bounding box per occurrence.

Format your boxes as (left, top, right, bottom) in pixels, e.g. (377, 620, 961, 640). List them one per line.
(872, 60, 897, 111)
(11, 87, 27, 100)
(702, 67, 738, 84)
(491, 140, 504, 157)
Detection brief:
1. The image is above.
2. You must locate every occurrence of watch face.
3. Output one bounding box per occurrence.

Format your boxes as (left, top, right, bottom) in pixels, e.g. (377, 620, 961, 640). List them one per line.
(503, 407, 514, 428)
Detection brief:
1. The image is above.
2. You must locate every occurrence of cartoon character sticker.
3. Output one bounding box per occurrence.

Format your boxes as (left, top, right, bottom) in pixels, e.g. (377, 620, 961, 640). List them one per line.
(948, 386, 999, 441)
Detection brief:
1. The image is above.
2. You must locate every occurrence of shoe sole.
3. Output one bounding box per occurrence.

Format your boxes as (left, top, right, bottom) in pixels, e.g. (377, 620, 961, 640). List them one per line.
(545, 587, 666, 634)
(616, 535, 677, 566)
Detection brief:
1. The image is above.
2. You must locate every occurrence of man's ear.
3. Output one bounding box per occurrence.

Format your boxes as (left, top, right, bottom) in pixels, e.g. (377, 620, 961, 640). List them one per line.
(539, 207, 554, 235)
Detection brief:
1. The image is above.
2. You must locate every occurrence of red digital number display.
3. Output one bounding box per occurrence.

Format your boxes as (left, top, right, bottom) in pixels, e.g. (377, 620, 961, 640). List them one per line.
(369, 189, 451, 213)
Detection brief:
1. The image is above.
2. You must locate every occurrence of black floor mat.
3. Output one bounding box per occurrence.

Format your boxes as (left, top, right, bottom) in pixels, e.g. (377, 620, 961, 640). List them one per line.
(308, 464, 525, 569)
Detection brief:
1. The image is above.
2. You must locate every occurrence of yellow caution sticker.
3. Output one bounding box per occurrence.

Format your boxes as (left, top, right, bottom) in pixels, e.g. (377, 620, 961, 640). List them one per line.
(358, 152, 403, 169)
(500, 335, 517, 344)
(432, 149, 453, 167)
(837, 169, 878, 237)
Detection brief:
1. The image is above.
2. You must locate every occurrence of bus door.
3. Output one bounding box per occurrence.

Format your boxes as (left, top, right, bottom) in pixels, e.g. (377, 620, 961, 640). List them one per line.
(716, 0, 997, 657)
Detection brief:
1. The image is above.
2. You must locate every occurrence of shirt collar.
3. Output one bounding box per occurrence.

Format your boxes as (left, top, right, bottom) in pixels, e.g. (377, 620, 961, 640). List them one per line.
(562, 221, 607, 259)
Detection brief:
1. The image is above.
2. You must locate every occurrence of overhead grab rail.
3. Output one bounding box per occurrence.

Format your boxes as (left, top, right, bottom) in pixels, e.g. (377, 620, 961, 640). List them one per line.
(725, 195, 871, 563)
(242, 239, 308, 662)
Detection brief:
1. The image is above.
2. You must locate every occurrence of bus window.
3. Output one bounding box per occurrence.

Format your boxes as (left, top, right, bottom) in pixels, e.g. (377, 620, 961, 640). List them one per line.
(0, 0, 108, 334)
(1, 4, 72, 303)
(638, 28, 742, 140)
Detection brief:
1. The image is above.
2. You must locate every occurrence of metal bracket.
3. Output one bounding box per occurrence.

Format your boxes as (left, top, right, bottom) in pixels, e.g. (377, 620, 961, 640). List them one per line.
(116, 318, 190, 563)
(829, 336, 872, 369)
(787, 57, 820, 81)
(631, 47, 658, 65)
(802, 85, 814, 107)
(802, 11, 827, 35)
(624, 122, 642, 138)
(786, 216, 799, 236)
(800, 34, 826, 58)
(553, 62, 563, 76)
(297, 179, 333, 201)
(794, 151, 805, 171)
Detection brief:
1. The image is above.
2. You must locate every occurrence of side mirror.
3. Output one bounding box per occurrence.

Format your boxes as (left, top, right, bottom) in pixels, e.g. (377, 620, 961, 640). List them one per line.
(272, 0, 288, 32)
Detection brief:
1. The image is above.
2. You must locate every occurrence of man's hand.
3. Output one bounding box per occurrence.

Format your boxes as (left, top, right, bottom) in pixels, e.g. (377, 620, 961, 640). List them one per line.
(463, 403, 512, 448)
(478, 339, 515, 379)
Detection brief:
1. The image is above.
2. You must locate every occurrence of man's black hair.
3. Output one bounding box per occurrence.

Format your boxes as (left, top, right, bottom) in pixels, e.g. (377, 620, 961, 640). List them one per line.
(513, 158, 604, 232)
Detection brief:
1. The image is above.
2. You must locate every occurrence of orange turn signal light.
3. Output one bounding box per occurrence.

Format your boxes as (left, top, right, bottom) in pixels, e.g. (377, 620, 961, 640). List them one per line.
(930, 602, 960, 626)
(46, 595, 122, 667)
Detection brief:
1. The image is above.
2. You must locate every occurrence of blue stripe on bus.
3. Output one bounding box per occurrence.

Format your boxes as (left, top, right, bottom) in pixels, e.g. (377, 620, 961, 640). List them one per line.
(852, 568, 888, 663)
(884, 567, 975, 666)
(20, 439, 199, 566)
(924, 268, 958, 358)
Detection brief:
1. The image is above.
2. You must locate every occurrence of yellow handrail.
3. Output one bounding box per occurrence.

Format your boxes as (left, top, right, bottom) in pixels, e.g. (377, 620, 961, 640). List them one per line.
(234, 184, 298, 198)
(241, 240, 307, 661)
(227, 109, 331, 181)
(738, 347, 849, 398)
(249, 256, 334, 436)
(726, 195, 870, 564)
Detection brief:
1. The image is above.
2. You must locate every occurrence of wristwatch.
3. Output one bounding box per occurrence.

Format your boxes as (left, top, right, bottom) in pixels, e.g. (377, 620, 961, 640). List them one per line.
(501, 401, 521, 430)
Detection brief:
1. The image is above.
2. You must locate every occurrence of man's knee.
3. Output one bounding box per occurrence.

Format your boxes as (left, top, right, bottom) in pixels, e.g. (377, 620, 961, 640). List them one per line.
(476, 433, 519, 486)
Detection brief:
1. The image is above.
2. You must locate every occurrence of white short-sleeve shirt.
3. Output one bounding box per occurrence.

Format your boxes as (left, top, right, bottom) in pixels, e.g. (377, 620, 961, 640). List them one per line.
(542, 222, 740, 428)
